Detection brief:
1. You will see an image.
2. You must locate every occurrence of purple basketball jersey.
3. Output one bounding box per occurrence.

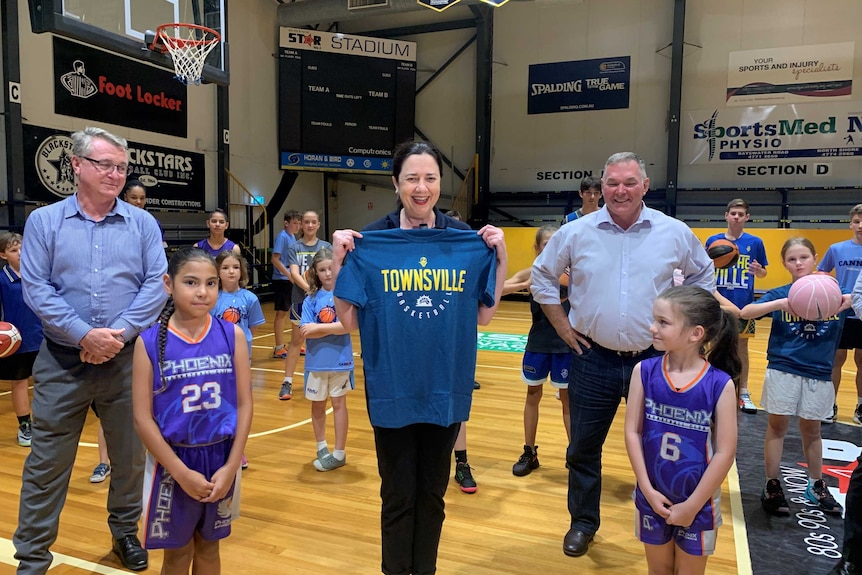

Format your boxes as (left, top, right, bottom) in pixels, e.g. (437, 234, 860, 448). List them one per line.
(140, 315, 238, 446)
(634, 355, 731, 531)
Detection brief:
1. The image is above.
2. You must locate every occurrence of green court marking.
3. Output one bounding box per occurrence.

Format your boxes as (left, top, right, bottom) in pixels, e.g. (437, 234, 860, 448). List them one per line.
(477, 332, 527, 353)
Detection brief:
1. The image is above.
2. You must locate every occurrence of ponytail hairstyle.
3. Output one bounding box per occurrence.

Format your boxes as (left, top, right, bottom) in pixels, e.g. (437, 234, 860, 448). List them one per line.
(156, 247, 217, 390)
(657, 285, 742, 388)
(306, 247, 333, 297)
(215, 250, 249, 288)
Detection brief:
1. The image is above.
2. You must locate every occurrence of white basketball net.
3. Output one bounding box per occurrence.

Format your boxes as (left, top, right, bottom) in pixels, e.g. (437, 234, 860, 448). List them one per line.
(158, 25, 221, 85)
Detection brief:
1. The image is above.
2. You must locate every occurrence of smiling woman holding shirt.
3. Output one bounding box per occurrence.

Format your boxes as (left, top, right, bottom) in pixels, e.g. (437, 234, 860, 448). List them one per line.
(330, 140, 507, 575)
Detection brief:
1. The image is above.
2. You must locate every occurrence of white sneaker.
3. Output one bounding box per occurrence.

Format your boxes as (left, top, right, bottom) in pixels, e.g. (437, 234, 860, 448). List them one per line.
(738, 392, 757, 414)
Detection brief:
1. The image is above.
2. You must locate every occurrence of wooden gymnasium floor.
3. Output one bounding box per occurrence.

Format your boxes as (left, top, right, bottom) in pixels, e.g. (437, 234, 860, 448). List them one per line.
(0, 300, 858, 574)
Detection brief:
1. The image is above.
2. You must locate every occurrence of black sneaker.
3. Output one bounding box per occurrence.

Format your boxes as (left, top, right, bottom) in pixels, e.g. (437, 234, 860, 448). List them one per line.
(761, 478, 790, 516)
(854, 404, 862, 425)
(805, 479, 844, 515)
(823, 403, 838, 424)
(512, 445, 539, 476)
(454, 461, 477, 493)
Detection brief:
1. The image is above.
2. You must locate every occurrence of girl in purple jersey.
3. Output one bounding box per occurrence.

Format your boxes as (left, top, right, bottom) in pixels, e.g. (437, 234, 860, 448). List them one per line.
(625, 286, 739, 574)
(132, 247, 252, 575)
(194, 208, 240, 257)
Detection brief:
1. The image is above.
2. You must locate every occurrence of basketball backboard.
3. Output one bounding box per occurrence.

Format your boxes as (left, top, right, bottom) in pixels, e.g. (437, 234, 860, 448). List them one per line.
(28, 0, 228, 85)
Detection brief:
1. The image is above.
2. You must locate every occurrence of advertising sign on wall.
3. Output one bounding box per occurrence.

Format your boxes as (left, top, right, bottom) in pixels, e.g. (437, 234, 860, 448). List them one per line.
(726, 42, 853, 107)
(53, 37, 188, 137)
(680, 102, 862, 187)
(24, 124, 205, 210)
(527, 56, 630, 114)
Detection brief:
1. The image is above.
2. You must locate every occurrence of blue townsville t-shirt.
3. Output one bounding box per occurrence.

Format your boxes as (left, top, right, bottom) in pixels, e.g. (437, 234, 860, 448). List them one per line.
(706, 232, 768, 309)
(334, 228, 497, 429)
(757, 283, 847, 381)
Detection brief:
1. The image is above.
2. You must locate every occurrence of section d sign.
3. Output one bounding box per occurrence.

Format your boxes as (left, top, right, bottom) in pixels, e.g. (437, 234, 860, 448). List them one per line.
(24, 124, 205, 210)
(53, 37, 188, 137)
(528, 56, 630, 114)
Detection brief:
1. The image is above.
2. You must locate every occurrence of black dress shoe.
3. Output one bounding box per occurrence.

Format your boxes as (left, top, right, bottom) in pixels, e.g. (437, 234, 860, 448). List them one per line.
(112, 535, 148, 571)
(563, 528, 594, 557)
(829, 558, 859, 575)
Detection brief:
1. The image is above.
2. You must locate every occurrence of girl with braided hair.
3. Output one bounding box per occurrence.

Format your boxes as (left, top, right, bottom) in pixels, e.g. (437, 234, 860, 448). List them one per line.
(132, 247, 252, 575)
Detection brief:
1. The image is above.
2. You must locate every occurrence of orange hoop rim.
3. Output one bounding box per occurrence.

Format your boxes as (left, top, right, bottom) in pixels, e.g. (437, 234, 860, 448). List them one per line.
(151, 23, 221, 53)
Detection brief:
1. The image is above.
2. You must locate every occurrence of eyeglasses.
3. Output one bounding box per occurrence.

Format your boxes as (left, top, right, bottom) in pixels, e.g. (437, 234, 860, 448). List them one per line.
(81, 156, 129, 175)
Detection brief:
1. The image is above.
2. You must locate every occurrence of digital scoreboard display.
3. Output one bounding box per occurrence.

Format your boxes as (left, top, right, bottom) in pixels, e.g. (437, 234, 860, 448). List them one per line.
(278, 28, 417, 174)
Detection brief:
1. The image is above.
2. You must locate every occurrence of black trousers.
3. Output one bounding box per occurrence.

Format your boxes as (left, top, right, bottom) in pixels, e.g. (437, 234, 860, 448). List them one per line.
(843, 455, 862, 566)
(374, 422, 459, 575)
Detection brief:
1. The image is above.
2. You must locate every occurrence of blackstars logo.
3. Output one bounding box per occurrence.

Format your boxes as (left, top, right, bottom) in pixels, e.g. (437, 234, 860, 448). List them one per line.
(35, 134, 77, 198)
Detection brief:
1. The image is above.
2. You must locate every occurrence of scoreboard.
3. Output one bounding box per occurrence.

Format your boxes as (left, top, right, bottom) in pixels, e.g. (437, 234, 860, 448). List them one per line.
(278, 28, 417, 175)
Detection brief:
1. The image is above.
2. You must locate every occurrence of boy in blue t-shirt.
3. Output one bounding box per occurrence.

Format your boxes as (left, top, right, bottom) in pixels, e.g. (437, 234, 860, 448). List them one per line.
(818, 203, 862, 424)
(706, 199, 768, 415)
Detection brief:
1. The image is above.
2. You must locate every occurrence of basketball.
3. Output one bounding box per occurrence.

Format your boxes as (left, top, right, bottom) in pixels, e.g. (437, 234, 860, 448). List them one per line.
(706, 239, 739, 269)
(0, 321, 22, 359)
(221, 307, 241, 324)
(787, 274, 843, 321)
(318, 306, 337, 323)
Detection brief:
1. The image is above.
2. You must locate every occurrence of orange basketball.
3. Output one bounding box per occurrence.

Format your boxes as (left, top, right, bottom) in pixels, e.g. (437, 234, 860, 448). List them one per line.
(706, 239, 739, 269)
(221, 307, 241, 324)
(318, 306, 337, 323)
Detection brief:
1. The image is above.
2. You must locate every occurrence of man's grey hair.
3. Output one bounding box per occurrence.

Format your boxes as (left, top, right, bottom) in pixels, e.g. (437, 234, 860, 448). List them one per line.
(603, 152, 647, 180)
(71, 127, 128, 158)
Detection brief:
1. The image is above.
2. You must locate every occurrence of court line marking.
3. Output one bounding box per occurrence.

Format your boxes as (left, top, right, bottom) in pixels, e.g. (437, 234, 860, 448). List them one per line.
(0, 537, 128, 573)
(728, 459, 754, 575)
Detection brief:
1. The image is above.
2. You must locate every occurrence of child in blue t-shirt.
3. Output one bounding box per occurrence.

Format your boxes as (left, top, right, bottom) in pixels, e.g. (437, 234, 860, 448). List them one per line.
(213, 252, 265, 359)
(212, 251, 263, 470)
(300, 247, 353, 471)
(817, 203, 862, 423)
(0, 232, 44, 447)
(741, 237, 851, 518)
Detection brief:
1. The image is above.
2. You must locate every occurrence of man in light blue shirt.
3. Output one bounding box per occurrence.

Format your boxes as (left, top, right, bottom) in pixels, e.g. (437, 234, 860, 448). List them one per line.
(16, 127, 167, 575)
(532, 152, 716, 558)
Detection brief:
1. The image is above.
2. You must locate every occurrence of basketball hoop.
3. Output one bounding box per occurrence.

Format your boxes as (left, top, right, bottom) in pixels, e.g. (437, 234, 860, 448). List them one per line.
(151, 23, 221, 85)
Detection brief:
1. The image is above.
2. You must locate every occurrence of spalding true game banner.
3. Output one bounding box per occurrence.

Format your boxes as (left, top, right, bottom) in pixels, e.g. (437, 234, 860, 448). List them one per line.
(53, 36, 188, 137)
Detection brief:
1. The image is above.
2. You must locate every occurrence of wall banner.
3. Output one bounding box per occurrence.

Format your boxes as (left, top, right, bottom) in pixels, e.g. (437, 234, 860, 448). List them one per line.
(683, 102, 862, 165)
(527, 56, 630, 114)
(24, 124, 205, 210)
(53, 37, 188, 137)
(727, 43, 853, 107)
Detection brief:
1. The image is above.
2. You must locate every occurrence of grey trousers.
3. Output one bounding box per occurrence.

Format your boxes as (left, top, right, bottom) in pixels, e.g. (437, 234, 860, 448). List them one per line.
(14, 340, 144, 575)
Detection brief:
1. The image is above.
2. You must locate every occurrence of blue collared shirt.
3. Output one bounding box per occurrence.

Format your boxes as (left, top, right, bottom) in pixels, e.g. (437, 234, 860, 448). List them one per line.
(531, 204, 715, 352)
(21, 194, 168, 348)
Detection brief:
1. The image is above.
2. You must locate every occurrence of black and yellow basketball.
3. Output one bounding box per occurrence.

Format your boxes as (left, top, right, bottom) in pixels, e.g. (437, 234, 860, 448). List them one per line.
(706, 239, 739, 269)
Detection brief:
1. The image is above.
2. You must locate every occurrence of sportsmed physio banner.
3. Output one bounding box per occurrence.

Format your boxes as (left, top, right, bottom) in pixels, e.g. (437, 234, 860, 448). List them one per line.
(527, 56, 630, 114)
(726, 42, 854, 107)
(683, 102, 862, 165)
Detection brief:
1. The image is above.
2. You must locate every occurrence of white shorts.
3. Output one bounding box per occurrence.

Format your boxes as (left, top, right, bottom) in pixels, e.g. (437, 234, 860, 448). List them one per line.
(761, 368, 835, 420)
(304, 371, 353, 401)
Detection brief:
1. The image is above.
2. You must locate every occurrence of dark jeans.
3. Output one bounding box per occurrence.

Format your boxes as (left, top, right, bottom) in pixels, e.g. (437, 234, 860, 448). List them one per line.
(844, 455, 862, 565)
(374, 422, 460, 575)
(566, 344, 661, 536)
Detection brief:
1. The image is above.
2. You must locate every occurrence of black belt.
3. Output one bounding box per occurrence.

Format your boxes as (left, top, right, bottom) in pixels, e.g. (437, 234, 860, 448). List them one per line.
(583, 336, 649, 358)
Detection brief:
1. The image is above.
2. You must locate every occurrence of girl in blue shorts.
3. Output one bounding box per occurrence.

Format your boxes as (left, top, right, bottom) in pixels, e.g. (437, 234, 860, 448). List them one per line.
(132, 247, 252, 575)
(625, 286, 740, 574)
(504, 225, 571, 476)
